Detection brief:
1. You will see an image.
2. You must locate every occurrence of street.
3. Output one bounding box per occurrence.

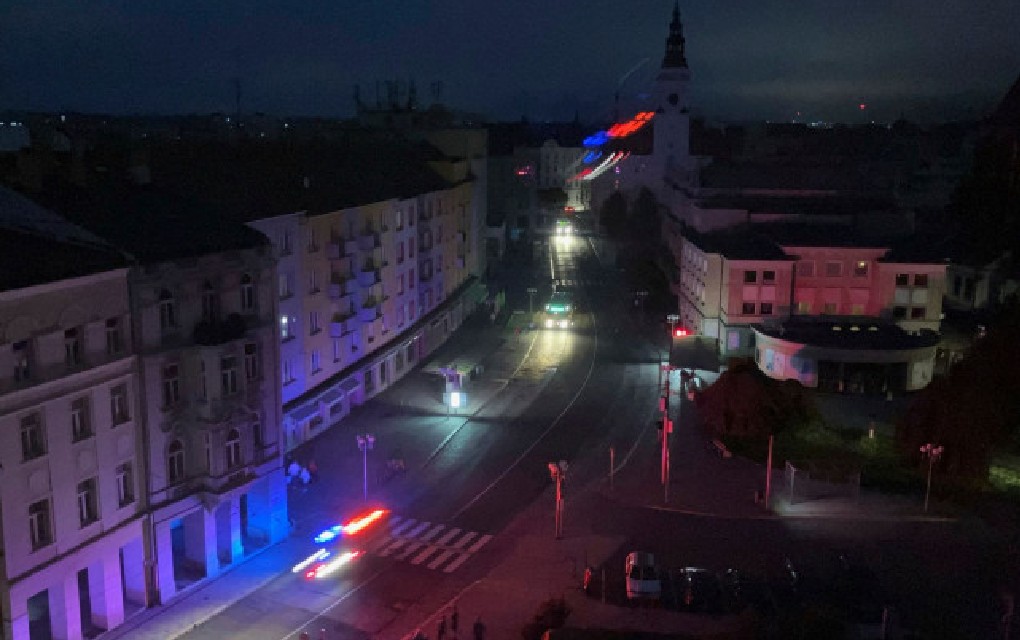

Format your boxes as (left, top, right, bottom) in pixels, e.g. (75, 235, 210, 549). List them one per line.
(168, 227, 1009, 640)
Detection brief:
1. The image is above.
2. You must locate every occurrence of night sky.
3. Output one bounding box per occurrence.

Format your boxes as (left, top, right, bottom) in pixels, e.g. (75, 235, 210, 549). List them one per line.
(3, 0, 1019, 123)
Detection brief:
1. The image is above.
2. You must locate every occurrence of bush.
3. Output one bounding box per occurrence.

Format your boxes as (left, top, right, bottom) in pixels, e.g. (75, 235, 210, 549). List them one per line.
(521, 597, 571, 640)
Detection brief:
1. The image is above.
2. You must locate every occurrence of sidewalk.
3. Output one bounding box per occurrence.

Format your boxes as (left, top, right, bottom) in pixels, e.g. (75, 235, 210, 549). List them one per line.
(104, 311, 534, 640)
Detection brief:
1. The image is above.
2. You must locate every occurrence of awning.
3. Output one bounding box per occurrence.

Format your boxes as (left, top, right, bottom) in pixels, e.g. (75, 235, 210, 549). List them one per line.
(339, 376, 361, 394)
(318, 387, 344, 406)
(289, 403, 319, 423)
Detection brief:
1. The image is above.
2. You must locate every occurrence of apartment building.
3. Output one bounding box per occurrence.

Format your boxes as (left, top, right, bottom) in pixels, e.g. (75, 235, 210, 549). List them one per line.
(0, 222, 141, 640)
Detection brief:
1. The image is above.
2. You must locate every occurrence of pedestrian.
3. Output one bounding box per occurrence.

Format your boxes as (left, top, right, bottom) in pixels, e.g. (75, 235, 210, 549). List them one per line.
(437, 615, 447, 640)
(472, 616, 485, 640)
(299, 465, 311, 485)
(299, 633, 309, 640)
(319, 629, 326, 640)
(451, 605, 459, 637)
(307, 458, 319, 482)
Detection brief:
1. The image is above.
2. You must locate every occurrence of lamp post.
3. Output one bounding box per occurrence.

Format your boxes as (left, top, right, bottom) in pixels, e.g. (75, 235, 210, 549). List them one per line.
(356, 434, 375, 501)
(920, 442, 943, 513)
(547, 460, 568, 539)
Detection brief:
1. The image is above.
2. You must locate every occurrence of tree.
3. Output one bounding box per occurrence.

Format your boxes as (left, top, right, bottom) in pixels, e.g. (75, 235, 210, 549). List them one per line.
(598, 191, 626, 238)
(896, 301, 1020, 479)
(629, 187, 662, 244)
(537, 187, 567, 207)
(695, 359, 812, 439)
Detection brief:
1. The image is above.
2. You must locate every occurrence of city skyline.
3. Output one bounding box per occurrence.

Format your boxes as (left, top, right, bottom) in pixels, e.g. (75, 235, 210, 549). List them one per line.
(2, 0, 1019, 124)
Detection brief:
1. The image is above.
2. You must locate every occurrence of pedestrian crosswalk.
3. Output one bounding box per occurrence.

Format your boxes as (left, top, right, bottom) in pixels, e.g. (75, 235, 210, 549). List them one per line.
(553, 278, 604, 289)
(368, 516, 493, 574)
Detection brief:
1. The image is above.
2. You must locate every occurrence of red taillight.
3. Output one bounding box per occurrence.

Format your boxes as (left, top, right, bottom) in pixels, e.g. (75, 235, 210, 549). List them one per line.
(674, 328, 689, 338)
(341, 509, 389, 535)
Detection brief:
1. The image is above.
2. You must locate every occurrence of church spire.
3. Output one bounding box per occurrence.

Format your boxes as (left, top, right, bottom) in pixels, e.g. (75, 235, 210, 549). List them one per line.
(662, 1, 688, 69)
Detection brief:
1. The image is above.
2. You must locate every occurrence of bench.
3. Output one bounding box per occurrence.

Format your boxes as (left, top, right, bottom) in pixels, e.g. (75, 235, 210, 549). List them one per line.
(711, 439, 732, 458)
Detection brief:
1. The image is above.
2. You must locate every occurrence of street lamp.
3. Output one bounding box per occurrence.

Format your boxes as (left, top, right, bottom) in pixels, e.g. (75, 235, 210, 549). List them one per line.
(356, 434, 375, 501)
(547, 460, 568, 539)
(920, 442, 943, 513)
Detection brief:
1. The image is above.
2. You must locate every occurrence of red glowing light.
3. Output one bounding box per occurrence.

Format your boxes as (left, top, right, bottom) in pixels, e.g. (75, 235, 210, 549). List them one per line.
(674, 328, 689, 338)
(341, 509, 389, 535)
(859, 103, 867, 110)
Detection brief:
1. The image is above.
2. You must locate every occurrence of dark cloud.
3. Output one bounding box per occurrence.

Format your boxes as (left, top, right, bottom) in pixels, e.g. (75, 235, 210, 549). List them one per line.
(1, 0, 1017, 122)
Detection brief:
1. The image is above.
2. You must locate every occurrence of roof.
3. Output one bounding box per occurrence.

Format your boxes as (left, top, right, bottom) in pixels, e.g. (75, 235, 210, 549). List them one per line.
(755, 318, 940, 350)
(991, 73, 1020, 130)
(684, 227, 791, 261)
(0, 227, 128, 292)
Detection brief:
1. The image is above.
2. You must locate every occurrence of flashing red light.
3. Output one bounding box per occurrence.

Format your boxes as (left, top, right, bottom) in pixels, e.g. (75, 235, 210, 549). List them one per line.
(674, 328, 689, 338)
(341, 509, 389, 535)
(859, 103, 867, 110)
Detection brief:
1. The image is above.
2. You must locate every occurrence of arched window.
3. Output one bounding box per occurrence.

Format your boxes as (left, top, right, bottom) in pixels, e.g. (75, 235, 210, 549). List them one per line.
(225, 429, 242, 469)
(167, 440, 185, 483)
(239, 274, 256, 312)
(201, 280, 219, 321)
(158, 289, 177, 332)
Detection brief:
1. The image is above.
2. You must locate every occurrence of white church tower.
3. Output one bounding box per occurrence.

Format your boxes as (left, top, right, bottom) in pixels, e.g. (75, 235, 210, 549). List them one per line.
(651, 2, 692, 188)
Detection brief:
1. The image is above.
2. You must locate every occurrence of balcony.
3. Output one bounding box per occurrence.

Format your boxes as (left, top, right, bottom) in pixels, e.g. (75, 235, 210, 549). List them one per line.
(358, 305, 380, 323)
(358, 227, 379, 251)
(193, 314, 247, 347)
(345, 239, 359, 256)
(330, 313, 353, 337)
(329, 273, 353, 299)
(358, 266, 379, 287)
(327, 241, 346, 259)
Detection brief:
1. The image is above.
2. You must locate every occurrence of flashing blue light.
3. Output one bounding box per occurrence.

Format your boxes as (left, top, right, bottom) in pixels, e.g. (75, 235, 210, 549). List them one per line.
(583, 150, 602, 164)
(583, 131, 609, 147)
(313, 525, 343, 544)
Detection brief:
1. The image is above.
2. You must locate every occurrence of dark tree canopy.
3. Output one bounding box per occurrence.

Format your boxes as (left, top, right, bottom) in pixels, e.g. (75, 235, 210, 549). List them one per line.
(599, 191, 627, 238)
(696, 359, 813, 439)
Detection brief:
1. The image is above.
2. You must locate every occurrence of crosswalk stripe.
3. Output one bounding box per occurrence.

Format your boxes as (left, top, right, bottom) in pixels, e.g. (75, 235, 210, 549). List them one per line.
(411, 545, 443, 566)
(433, 528, 462, 546)
(465, 534, 493, 553)
(395, 541, 426, 561)
(379, 538, 410, 557)
(442, 552, 473, 574)
(405, 522, 432, 538)
(390, 518, 418, 536)
(450, 531, 477, 550)
(426, 549, 457, 570)
(417, 524, 446, 543)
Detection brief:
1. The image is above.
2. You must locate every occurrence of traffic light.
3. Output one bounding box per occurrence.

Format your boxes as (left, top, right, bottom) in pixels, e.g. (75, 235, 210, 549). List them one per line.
(674, 327, 689, 338)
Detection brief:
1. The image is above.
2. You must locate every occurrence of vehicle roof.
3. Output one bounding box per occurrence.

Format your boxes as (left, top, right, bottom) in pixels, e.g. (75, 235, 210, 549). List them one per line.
(626, 551, 655, 565)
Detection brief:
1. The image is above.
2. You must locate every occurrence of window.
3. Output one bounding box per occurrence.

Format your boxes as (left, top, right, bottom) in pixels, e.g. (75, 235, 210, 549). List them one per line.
(20, 413, 46, 460)
(895, 273, 910, 286)
(893, 306, 907, 319)
(796, 261, 815, 277)
(244, 343, 259, 381)
(110, 384, 130, 424)
(116, 463, 135, 507)
(252, 421, 263, 448)
(13, 339, 31, 381)
(741, 302, 756, 315)
(823, 302, 838, 314)
(281, 230, 292, 255)
(77, 478, 99, 527)
(311, 350, 321, 372)
(333, 338, 342, 362)
(409, 268, 416, 288)
(309, 269, 318, 294)
(911, 307, 926, 319)
(29, 499, 53, 549)
(240, 274, 256, 312)
(398, 274, 405, 295)
(397, 241, 405, 264)
(727, 330, 742, 350)
(762, 270, 776, 284)
(280, 315, 292, 340)
(283, 359, 293, 384)
(408, 241, 414, 258)
(760, 302, 774, 315)
(825, 262, 842, 277)
(914, 274, 929, 287)
(204, 432, 211, 470)
(64, 327, 83, 368)
(279, 273, 292, 299)
(197, 360, 207, 400)
(105, 318, 123, 355)
(225, 428, 242, 469)
(396, 209, 403, 230)
(743, 271, 757, 284)
(201, 280, 219, 321)
(159, 289, 177, 332)
(853, 261, 869, 277)
(71, 397, 92, 442)
(220, 356, 238, 395)
(309, 311, 321, 335)
(162, 364, 181, 406)
(167, 440, 185, 483)
(307, 228, 318, 252)
(851, 304, 865, 315)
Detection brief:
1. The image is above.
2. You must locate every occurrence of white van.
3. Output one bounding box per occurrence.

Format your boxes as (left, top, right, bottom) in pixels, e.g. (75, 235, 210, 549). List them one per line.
(625, 551, 661, 600)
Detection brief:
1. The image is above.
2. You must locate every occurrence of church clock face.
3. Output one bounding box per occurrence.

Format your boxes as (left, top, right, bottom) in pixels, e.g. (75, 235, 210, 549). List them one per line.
(668, 93, 679, 106)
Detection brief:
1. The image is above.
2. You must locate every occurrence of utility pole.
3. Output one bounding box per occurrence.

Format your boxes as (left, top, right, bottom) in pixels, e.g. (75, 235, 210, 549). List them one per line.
(356, 434, 375, 501)
(660, 378, 672, 503)
(765, 433, 774, 509)
(548, 461, 568, 539)
(527, 287, 538, 318)
(920, 443, 943, 513)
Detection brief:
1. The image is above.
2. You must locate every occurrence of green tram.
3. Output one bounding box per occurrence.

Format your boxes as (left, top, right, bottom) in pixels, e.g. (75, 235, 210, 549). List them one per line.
(543, 291, 575, 329)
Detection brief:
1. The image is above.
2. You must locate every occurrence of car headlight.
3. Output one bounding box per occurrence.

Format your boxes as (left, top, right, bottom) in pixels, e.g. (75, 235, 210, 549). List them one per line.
(545, 319, 554, 328)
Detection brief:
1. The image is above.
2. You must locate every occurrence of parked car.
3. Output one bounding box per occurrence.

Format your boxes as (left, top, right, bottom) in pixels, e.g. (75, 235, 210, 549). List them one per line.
(722, 568, 777, 616)
(676, 567, 725, 614)
(625, 552, 661, 600)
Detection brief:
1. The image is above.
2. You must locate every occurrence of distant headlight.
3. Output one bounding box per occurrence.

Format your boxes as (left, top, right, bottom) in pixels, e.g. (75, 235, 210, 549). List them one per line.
(558, 319, 569, 328)
(545, 319, 554, 328)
